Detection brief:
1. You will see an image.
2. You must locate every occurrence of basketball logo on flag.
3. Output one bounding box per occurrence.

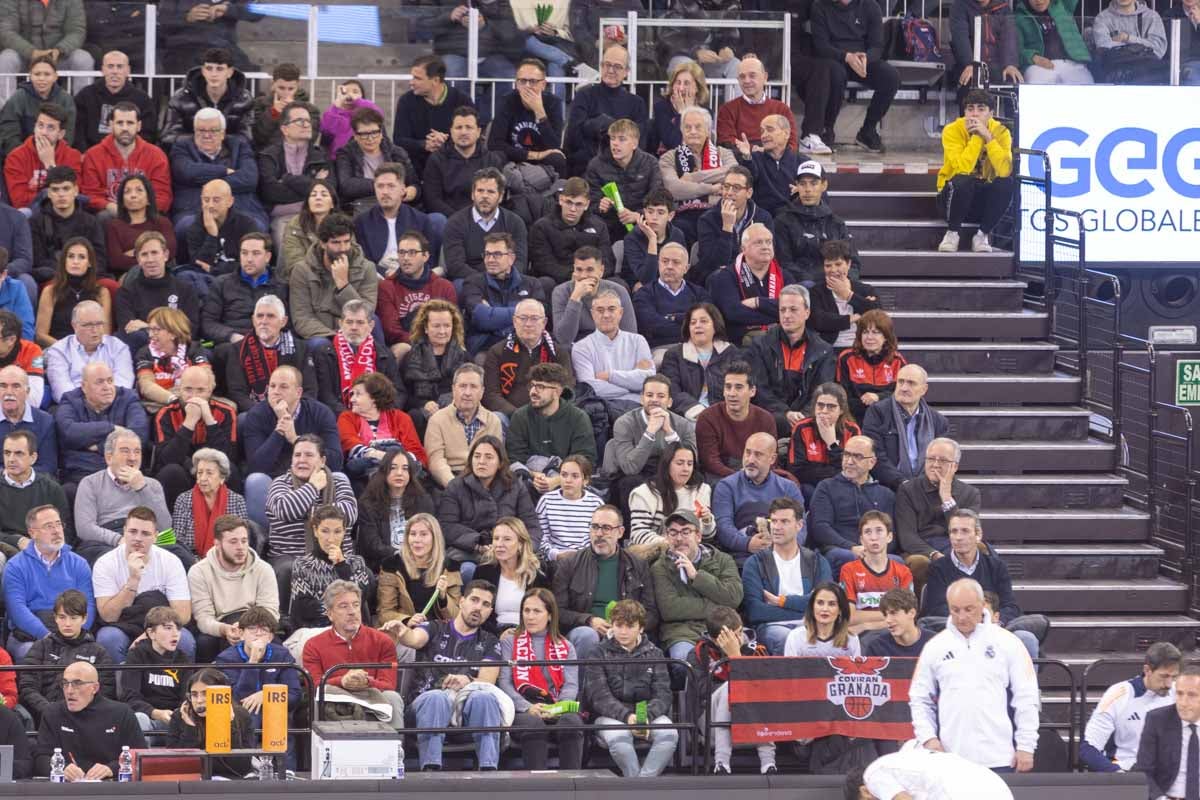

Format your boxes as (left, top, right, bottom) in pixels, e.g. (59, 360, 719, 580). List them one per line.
(826, 657, 893, 720)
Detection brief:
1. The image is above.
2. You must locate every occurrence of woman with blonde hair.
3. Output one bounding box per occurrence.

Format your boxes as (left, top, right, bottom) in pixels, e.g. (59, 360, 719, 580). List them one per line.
(403, 298, 469, 431)
(377, 512, 463, 626)
(473, 515, 549, 635)
(134, 306, 211, 406)
(648, 61, 710, 156)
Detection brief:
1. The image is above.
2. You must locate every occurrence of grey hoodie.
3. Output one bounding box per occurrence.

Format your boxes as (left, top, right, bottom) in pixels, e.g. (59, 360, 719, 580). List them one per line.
(1094, 0, 1167, 57)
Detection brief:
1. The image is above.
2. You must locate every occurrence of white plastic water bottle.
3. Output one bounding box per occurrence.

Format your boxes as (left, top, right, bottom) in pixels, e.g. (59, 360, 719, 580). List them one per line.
(49, 748, 65, 783)
(118, 746, 133, 782)
(258, 755, 276, 781)
(396, 742, 405, 779)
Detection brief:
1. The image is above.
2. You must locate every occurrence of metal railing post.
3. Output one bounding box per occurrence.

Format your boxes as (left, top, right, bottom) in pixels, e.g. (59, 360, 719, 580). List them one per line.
(468, 7, 480, 100)
(627, 11, 639, 88)
(1171, 17, 1182, 86)
(306, 4, 320, 90)
(1147, 343, 1159, 534)
(781, 11, 792, 102)
(144, 4, 157, 88)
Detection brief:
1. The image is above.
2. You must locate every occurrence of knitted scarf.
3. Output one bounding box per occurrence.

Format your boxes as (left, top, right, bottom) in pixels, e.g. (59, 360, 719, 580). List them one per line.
(191, 484, 229, 557)
(497, 331, 557, 397)
(980, 0, 1010, 64)
(674, 140, 720, 176)
(335, 332, 376, 405)
(148, 341, 189, 390)
(734, 253, 784, 331)
(241, 332, 296, 403)
(512, 631, 570, 700)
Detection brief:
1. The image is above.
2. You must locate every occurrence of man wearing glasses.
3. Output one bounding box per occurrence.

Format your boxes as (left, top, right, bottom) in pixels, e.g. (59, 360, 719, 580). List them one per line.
(552, 505, 659, 657)
(377, 231, 458, 362)
(564, 45, 649, 177)
(486, 58, 567, 178)
(895, 437, 982, 587)
(460, 232, 545, 355)
(694, 165, 774, 284)
(482, 299, 574, 418)
(807, 434, 896, 575)
(257, 102, 331, 248)
(33, 660, 145, 780)
(45, 301, 134, 404)
(168, 106, 267, 233)
(3, 504, 86, 659)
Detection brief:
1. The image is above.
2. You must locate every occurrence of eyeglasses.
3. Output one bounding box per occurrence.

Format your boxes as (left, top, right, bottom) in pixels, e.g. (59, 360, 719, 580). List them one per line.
(285, 118, 312, 127)
(514, 314, 544, 324)
(589, 523, 622, 535)
(601, 61, 627, 71)
(842, 452, 875, 463)
(814, 401, 840, 411)
(515, 77, 544, 87)
(529, 382, 560, 392)
(561, 198, 589, 209)
(354, 129, 383, 138)
(665, 527, 696, 538)
(926, 456, 958, 466)
(61, 679, 97, 690)
(396, 248, 425, 257)
(721, 183, 749, 192)
(194, 127, 222, 136)
(36, 520, 65, 530)
(483, 250, 510, 259)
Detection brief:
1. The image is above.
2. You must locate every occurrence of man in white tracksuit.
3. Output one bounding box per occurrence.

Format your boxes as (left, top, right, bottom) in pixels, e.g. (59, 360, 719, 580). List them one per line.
(908, 578, 1040, 770)
(846, 739, 1015, 799)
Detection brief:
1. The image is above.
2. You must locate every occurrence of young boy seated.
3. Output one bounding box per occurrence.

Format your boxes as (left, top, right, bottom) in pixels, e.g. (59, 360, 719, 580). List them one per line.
(586, 599, 678, 778)
(18, 589, 115, 724)
(122, 606, 189, 732)
(839, 512, 913, 644)
(621, 188, 687, 289)
(772, 160, 859, 285)
(936, 89, 1014, 255)
(586, 118, 664, 243)
(686, 606, 776, 775)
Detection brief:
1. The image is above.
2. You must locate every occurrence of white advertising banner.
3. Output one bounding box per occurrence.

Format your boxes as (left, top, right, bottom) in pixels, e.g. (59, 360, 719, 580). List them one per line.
(1018, 84, 1200, 264)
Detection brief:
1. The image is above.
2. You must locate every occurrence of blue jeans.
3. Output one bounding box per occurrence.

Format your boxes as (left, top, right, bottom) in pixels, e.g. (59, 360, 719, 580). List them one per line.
(595, 715, 678, 777)
(442, 53, 517, 120)
(410, 688, 502, 768)
(98, 626, 195, 664)
(568, 625, 601, 658)
(756, 623, 799, 656)
(5, 635, 33, 662)
(244, 472, 272, 533)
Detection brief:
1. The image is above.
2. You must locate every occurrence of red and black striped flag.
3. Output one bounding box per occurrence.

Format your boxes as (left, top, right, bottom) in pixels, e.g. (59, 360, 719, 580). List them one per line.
(728, 656, 917, 744)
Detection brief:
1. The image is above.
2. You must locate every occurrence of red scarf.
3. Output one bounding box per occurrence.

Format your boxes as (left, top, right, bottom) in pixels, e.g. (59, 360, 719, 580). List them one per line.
(734, 253, 784, 330)
(335, 332, 376, 405)
(351, 411, 395, 447)
(513, 631, 570, 698)
(192, 483, 229, 556)
(240, 335, 278, 403)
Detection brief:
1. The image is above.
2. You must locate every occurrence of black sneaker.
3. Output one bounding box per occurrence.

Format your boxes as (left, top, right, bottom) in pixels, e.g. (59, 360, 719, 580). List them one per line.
(855, 125, 884, 153)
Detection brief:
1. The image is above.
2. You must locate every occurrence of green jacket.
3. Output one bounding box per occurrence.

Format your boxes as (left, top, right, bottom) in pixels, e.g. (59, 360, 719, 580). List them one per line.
(0, 0, 86, 58)
(651, 544, 744, 648)
(1015, 0, 1091, 68)
(506, 389, 597, 466)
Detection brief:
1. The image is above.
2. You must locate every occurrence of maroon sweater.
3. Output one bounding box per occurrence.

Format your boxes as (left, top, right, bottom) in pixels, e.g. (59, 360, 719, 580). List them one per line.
(695, 402, 777, 478)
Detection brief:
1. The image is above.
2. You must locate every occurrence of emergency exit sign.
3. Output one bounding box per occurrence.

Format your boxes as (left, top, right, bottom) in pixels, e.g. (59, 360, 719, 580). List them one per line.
(1177, 360, 1200, 405)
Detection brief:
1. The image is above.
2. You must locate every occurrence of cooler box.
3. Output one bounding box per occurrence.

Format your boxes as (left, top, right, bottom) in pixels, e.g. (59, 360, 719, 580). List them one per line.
(311, 720, 401, 780)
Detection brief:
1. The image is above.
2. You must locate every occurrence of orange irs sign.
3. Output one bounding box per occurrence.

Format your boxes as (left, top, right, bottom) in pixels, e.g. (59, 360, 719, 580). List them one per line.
(262, 684, 289, 752)
(205, 686, 233, 753)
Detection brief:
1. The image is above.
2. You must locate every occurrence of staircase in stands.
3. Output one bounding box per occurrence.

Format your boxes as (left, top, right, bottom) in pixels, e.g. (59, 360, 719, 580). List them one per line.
(828, 169, 1200, 728)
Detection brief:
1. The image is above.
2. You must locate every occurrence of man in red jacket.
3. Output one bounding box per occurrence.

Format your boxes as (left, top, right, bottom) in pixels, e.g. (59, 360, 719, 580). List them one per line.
(376, 230, 456, 361)
(79, 102, 172, 217)
(2, 104, 81, 213)
(302, 580, 404, 729)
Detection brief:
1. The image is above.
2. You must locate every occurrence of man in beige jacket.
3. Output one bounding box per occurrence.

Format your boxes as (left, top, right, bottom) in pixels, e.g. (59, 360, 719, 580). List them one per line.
(423, 363, 503, 488)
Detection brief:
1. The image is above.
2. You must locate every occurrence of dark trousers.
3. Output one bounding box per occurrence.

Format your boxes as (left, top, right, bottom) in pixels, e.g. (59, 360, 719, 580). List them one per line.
(511, 711, 585, 770)
(937, 174, 1016, 234)
(828, 58, 901, 128)
(794, 55, 840, 138)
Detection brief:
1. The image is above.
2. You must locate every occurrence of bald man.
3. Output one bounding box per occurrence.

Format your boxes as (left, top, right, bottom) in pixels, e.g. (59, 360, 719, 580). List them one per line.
(712, 431, 806, 567)
(565, 44, 649, 176)
(862, 363, 950, 491)
(715, 58, 799, 151)
(807, 434, 896, 574)
(34, 660, 146, 780)
(182, 179, 264, 296)
(74, 51, 159, 149)
(0, 364, 57, 476)
(152, 364, 238, 507)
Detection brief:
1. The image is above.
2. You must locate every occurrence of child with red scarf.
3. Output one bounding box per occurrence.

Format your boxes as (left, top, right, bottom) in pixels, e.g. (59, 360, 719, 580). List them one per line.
(498, 588, 585, 770)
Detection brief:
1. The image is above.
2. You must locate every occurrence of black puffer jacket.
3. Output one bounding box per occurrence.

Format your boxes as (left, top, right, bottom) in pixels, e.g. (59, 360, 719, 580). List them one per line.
(335, 138, 420, 206)
(402, 338, 470, 412)
(257, 141, 332, 209)
(437, 473, 542, 562)
(747, 326, 836, 432)
(161, 66, 255, 148)
(19, 630, 116, 721)
(200, 270, 290, 344)
(423, 142, 508, 217)
(583, 634, 673, 721)
(247, 90, 319, 150)
(773, 200, 860, 284)
(528, 205, 614, 283)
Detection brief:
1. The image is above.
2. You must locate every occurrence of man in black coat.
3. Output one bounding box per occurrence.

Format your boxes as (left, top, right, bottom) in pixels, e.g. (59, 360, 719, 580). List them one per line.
(442, 167, 529, 280)
(528, 177, 613, 293)
(863, 363, 949, 491)
(202, 232, 288, 345)
(773, 160, 860, 284)
(257, 103, 331, 243)
(1135, 668, 1200, 799)
(74, 51, 158, 148)
(392, 54, 479, 175)
(311, 300, 401, 415)
(30, 166, 107, 283)
(422, 106, 506, 218)
(563, 44, 648, 176)
(160, 47, 256, 147)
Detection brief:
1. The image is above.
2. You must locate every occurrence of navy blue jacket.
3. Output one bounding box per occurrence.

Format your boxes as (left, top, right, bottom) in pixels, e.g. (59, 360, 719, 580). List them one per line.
(169, 134, 266, 222)
(0, 204, 33, 278)
(460, 268, 547, 354)
(621, 223, 687, 286)
(54, 387, 149, 480)
(631, 280, 710, 348)
(693, 201, 774, 285)
(806, 472, 896, 552)
(0, 407, 56, 477)
(353, 204, 441, 268)
(921, 550, 1023, 623)
(737, 148, 802, 217)
(564, 83, 650, 176)
(241, 396, 342, 477)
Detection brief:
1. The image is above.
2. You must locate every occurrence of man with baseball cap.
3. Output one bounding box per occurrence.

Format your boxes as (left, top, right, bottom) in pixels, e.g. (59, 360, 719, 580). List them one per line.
(649, 508, 743, 667)
(773, 160, 860, 285)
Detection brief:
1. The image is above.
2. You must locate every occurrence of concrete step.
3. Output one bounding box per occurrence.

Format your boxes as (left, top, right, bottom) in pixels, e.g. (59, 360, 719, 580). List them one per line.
(848, 219, 988, 251)
(890, 309, 1049, 339)
(958, 439, 1116, 472)
(981, 508, 1151, 543)
(826, 172, 938, 192)
(871, 279, 1025, 312)
(1016, 579, 1187, 614)
(1041, 618, 1200, 658)
(859, 250, 1013, 278)
(939, 406, 1090, 441)
(991, 544, 1163, 580)
(904, 342, 1059, 374)
(962, 474, 1129, 509)
(829, 190, 940, 220)
(926, 373, 1080, 404)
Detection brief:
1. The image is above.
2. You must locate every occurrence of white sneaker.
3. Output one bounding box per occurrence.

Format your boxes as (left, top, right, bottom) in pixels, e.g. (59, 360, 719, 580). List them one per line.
(713, 763, 732, 774)
(573, 62, 600, 82)
(937, 230, 960, 252)
(971, 229, 993, 252)
(799, 133, 833, 155)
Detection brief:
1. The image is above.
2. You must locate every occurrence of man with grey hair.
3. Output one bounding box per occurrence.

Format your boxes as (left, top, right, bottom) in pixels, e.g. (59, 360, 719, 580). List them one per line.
(302, 579, 405, 730)
(0, 364, 55, 475)
(631, 241, 709, 351)
(312, 297, 399, 415)
(571, 286, 654, 413)
(73, 426, 172, 565)
(225, 293, 317, 413)
(716, 58, 798, 148)
(45, 300, 134, 404)
(54, 361, 147, 486)
(864, 364, 949, 491)
(709, 222, 785, 344)
(151, 364, 239, 507)
(909, 577, 1039, 771)
(896, 436, 981, 583)
(170, 106, 268, 232)
(746, 282, 835, 437)
(425, 363, 503, 488)
(732, 113, 801, 216)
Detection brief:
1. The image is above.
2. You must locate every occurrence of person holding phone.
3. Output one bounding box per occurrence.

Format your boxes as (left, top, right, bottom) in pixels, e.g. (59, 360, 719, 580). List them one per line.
(167, 668, 255, 778)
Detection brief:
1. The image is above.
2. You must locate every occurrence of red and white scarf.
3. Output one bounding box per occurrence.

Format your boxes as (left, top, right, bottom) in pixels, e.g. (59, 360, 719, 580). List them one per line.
(735, 253, 784, 302)
(148, 342, 189, 390)
(335, 331, 376, 405)
(512, 631, 570, 699)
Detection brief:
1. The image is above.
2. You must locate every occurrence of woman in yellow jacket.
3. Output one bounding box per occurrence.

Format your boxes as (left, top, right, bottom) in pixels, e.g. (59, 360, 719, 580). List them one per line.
(936, 89, 1014, 254)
